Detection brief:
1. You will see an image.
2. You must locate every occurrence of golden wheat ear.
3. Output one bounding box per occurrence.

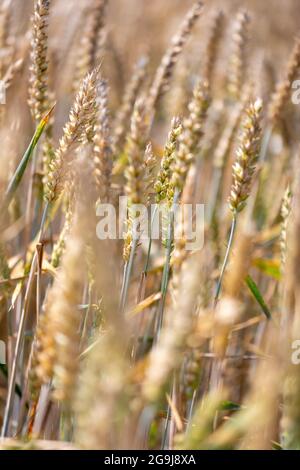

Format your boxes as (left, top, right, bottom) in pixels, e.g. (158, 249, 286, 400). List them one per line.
(123, 98, 149, 261)
(0, 0, 13, 79)
(214, 98, 263, 306)
(113, 56, 148, 155)
(147, 0, 204, 113)
(203, 10, 225, 86)
(229, 98, 263, 214)
(268, 36, 300, 126)
(171, 80, 210, 194)
(28, 0, 51, 123)
(92, 79, 113, 203)
(45, 66, 101, 203)
(155, 116, 182, 205)
(73, 0, 108, 91)
(280, 185, 292, 272)
(226, 10, 250, 100)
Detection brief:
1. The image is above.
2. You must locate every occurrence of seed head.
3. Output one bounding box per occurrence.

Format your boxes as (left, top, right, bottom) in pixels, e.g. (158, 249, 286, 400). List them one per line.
(229, 98, 262, 213)
(147, 0, 203, 112)
(280, 185, 292, 271)
(227, 11, 250, 100)
(171, 81, 210, 193)
(73, 0, 108, 91)
(93, 79, 113, 203)
(45, 67, 100, 202)
(28, 0, 50, 122)
(268, 36, 300, 125)
(155, 117, 182, 204)
(203, 10, 225, 86)
(113, 57, 148, 154)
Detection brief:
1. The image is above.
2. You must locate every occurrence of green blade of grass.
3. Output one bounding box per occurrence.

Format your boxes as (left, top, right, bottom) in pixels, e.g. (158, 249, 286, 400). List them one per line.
(1, 106, 54, 214)
(245, 274, 271, 319)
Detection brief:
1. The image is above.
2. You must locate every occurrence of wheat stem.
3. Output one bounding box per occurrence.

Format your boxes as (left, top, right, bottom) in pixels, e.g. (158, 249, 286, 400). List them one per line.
(214, 213, 237, 307)
(1, 202, 49, 437)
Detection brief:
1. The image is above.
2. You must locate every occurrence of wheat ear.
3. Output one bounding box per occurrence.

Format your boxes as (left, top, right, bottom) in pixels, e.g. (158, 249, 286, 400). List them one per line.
(36, 216, 85, 404)
(268, 36, 300, 125)
(280, 185, 292, 272)
(171, 81, 210, 194)
(45, 66, 100, 202)
(229, 99, 263, 213)
(113, 56, 148, 154)
(215, 99, 262, 306)
(154, 117, 182, 204)
(123, 98, 149, 260)
(93, 79, 113, 203)
(0, 0, 12, 78)
(73, 0, 108, 91)
(28, 0, 50, 122)
(51, 222, 85, 404)
(143, 254, 201, 402)
(203, 10, 225, 86)
(147, 0, 203, 112)
(226, 11, 250, 100)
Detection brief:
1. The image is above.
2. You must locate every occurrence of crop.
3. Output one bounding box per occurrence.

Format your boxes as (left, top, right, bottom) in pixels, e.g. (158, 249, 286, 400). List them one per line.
(0, 0, 300, 451)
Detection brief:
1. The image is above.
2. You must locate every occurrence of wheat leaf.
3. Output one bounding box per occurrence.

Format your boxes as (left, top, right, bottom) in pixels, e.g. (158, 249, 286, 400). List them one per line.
(245, 274, 271, 319)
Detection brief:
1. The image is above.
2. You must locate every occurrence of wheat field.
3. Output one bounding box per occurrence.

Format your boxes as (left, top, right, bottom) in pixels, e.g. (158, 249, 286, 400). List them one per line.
(0, 0, 300, 451)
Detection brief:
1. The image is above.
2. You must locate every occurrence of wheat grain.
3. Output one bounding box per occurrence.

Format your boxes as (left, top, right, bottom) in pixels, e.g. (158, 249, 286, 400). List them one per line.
(92, 79, 113, 202)
(154, 117, 182, 204)
(203, 10, 225, 86)
(147, 0, 203, 112)
(73, 0, 108, 91)
(227, 11, 250, 100)
(113, 57, 148, 154)
(28, 0, 50, 122)
(45, 66, 100, 202)
(171, 80, 210, 193)
(229, 98, 262, 213)
(268, 36, 300, 125)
